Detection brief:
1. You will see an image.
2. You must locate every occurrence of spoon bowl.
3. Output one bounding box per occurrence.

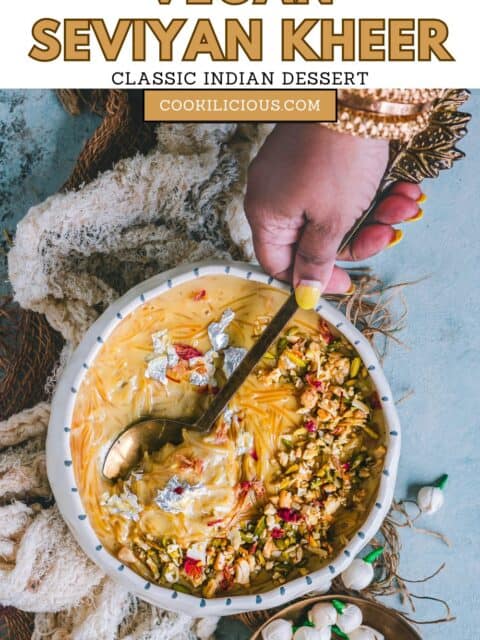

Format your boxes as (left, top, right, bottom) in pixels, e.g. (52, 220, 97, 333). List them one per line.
(102, 417, 190, 480)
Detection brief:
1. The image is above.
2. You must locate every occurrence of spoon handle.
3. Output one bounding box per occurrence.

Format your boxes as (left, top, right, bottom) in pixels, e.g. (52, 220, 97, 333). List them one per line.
(194, 292, 299, 433)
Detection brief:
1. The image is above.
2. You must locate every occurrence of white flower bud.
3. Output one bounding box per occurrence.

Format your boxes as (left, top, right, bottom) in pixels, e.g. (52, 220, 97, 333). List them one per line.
(308, 602, 337, 629)
(293, 627, 331, 640)
(341, 558, 374, 590)
(417, 486, 444, 514)
(336, 603, 363, 633)
(262, 618, 293, 640)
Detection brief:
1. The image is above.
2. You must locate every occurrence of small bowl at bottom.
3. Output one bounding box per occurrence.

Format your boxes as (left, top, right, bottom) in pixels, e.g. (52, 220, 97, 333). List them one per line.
(250, 594, 421, 639)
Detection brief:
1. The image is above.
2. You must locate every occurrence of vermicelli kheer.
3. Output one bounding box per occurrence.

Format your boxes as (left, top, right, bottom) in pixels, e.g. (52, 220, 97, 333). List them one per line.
(71, 275, 385, 597)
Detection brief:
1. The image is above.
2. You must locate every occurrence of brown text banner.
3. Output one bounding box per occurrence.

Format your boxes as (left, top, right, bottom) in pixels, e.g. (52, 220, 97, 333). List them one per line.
(144, 89, 337, 122)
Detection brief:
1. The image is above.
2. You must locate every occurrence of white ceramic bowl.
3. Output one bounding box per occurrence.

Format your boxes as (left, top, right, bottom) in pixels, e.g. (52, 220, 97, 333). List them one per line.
(47, 260, 401, 617)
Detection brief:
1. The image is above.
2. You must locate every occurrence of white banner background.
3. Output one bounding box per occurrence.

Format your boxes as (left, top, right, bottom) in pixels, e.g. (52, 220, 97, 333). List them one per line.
(0, 0, 477, 88)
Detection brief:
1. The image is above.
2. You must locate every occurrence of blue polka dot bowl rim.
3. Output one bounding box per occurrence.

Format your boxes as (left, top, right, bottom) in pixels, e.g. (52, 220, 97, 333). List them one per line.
(47, 260, 401, 617)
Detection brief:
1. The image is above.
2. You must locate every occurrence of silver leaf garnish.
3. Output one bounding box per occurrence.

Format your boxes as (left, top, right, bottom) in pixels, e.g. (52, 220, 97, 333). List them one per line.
(189, 350, 217, 387)
(101, 488, 142, 521)
(223, 407, 235, 425)
(154, 476, 204, 513)
(146, 329, 178, 384)
(145, 355, 169, 384)
(223, 347, 247, 378)
(236, 430, 254, 456)
(166, 345, 179, 367)
(152, 330, 179, 367)
(189, 370, 209, 387)
(208, 308, 235, 351)
(152, 329, 169, 353)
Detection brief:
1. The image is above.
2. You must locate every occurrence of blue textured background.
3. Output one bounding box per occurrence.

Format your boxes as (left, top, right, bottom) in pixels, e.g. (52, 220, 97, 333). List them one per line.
(0, 90, 478, 639)
(0, 90, 99, 289)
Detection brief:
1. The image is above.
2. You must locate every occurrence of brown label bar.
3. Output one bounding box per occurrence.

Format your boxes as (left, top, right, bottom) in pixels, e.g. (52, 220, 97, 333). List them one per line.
(144, 89, 337, 122)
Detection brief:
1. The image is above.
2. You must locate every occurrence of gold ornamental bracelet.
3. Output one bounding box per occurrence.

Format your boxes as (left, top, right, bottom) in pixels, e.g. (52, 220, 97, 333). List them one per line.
(320, 99, 435, 141)
(336, 93, 433, 117)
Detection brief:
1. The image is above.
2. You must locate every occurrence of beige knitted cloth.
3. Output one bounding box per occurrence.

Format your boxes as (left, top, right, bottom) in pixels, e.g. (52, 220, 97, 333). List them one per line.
(4, 122, 273, 639)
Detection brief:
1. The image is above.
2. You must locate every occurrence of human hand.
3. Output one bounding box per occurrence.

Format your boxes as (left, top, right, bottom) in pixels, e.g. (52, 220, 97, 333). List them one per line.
(245, 124, 423, 309)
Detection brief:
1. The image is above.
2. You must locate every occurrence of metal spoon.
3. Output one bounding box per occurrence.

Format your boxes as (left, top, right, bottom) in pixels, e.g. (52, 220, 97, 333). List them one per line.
(102, 175, 392, 481)
(102, 292, 298, 480)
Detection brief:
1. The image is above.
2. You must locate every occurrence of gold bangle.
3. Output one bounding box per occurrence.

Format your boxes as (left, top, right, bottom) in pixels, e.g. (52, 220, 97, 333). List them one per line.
(319, 88, 447, 141)
(337, 94, 432, 117)
(338, 88, 443, 104)
(321, 105, 433, 142)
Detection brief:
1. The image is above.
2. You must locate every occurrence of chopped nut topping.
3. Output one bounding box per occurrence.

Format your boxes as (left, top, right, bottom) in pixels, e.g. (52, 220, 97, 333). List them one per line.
(104, 316, 385, 597)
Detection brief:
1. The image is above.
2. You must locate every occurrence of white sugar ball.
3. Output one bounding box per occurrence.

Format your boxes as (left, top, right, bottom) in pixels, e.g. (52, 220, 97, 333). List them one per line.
(350, 625, 385, 640)
(417, 486, 444, 514)
(336, 603, 363, 633)
(341, 559, 374, 590)
(262, 618, 293, 640)
(308, 602, 337, 628)
(293, 627, 331, 640)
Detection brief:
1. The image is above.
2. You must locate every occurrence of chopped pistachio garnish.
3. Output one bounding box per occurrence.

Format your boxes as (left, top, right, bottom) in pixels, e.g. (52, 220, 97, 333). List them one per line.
(105, 318, 384, 597)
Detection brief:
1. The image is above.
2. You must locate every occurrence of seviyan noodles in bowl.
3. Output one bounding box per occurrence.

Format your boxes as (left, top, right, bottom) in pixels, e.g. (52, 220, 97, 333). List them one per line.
(71, 275, 385, 598)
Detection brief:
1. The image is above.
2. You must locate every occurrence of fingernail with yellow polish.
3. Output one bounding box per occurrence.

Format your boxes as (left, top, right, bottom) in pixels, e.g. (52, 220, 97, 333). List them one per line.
(405, 208, 424, 223)
(387, 229, 404, 248)
(295, 281, 322, 310)
(345, 283, 356, 295)
(417, 193, 427, 204)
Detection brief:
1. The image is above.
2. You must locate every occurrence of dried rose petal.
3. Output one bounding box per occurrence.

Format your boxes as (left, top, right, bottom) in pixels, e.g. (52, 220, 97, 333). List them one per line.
(174, 344, 203, 360)
(305, 420, 317, 433)
(184, 557, 203, 578)
(220, 566, 234, 591)
(251, 450, 259, 461)
(193, 289, 207, 301)
(318, 319, 334, 344)
(306, 374, 324, 390)
(207, 518, 224, 527)
(342, 462, 351, 472)
(277, 508, 302, 523)
(271, 527, 285, 539)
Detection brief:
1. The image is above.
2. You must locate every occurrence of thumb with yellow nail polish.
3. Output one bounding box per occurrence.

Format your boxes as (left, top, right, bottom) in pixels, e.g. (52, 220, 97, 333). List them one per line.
(295, 280, 323, 310)
(293, 220, 351, 309)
